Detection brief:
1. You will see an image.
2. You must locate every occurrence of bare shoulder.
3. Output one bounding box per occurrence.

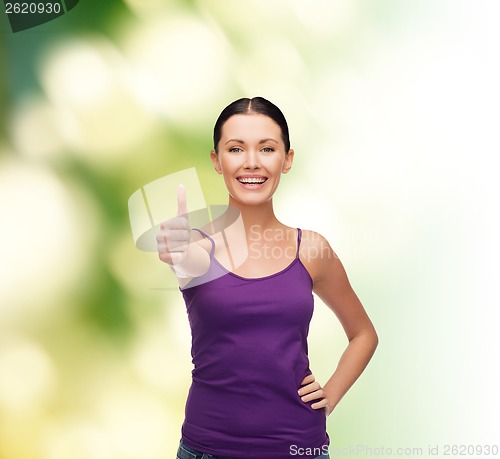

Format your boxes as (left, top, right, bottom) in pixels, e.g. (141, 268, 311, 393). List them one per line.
(299, 229, 337, 258)
(299, 229, 341, 286)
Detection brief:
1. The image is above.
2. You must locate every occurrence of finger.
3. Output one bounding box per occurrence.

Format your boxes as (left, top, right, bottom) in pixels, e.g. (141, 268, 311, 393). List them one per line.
(166, 244, 189, 254)
(157, 243, 168, 253)
(177, 184, 188, 217)
(163, 228, 191, 241)
(158, 252, 172, 263)
(157, 234, 188, 250)
(302, 381, 321, 394)
(300, 373, 315, 385)
(162, 216, 190, 231)
(166, 245, 189, 254)
(300, 387, 323, 402)
(311, 398, 330, 411)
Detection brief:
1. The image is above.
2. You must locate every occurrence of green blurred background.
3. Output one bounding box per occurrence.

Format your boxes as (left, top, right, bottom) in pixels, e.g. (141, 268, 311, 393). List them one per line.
(1, 1, 499, 458)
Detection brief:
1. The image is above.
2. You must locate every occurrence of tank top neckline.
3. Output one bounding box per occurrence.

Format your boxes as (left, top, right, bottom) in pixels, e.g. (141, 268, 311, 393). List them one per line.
(192, 227, 303, 282)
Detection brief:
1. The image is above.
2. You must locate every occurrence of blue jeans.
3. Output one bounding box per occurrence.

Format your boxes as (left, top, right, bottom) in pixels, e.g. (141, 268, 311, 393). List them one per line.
(176, 439, 330, 459)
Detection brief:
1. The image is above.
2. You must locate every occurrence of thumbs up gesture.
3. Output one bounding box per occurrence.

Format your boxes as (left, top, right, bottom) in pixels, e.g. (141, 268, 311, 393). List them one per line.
(156, 184, 192, 267)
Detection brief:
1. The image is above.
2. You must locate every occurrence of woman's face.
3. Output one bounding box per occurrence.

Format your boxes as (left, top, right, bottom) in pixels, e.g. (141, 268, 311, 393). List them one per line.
(210, 113, 294, 206)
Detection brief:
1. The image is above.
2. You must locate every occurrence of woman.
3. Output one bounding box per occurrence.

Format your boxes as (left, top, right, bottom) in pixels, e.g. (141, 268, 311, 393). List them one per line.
(157, 97, 379, 459)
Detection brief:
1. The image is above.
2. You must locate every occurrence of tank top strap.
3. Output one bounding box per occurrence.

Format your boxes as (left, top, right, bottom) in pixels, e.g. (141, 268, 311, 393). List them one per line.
(192, 228, 215, 258)
(193, 227, 301, 261)
(296, 228, 302, 259)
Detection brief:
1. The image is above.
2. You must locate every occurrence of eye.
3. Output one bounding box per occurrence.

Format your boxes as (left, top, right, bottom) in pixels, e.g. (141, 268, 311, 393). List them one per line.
(228, 146, 242, 153)
(262, 147, 275, 153)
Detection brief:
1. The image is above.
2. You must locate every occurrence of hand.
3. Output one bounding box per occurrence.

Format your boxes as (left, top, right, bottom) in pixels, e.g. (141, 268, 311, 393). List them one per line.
(156, 184, 191, 267)
(298, 373, 333, 417)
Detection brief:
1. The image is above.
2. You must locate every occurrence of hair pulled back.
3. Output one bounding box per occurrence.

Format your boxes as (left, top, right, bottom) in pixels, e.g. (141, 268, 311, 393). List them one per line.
(213, 97, 291, 153)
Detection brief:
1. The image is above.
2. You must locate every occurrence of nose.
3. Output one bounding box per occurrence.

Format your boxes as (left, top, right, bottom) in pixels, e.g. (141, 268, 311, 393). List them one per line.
(243, 149, 261, 169)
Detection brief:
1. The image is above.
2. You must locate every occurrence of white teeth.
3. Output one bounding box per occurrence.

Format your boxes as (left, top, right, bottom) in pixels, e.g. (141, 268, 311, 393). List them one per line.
(238, 178, 266, 184)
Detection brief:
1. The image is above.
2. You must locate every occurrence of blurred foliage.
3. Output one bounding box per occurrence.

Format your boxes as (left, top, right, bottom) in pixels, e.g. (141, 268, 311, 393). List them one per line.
(2, 1, 498, 458)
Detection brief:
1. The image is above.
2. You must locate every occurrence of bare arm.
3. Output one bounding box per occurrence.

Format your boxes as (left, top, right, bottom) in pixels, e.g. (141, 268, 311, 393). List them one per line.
(298, 231, 379, 415)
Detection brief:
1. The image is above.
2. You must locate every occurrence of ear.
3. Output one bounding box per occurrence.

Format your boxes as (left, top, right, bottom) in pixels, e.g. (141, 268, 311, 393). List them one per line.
(282, 149, 294, 174)
(210, 150, 223, 174)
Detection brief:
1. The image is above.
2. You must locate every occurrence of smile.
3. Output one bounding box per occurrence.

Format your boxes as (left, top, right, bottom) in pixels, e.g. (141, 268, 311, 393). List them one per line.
(237, 177, 268, 184)
(236, 176, 268, 190)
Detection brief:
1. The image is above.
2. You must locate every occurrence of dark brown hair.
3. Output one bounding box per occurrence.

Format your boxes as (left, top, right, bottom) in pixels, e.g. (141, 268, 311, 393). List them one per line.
(213, 97, 291, 153)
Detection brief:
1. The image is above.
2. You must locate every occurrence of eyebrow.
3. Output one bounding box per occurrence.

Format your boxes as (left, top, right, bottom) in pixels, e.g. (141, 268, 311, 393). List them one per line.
(224, 138, 279, 145)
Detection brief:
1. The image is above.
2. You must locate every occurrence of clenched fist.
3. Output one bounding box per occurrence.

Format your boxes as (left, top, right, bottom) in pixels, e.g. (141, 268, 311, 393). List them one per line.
(156, 184, 191, 267)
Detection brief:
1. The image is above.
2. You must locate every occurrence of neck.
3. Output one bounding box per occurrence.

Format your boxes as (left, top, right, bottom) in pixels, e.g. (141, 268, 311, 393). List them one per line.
(227, 195, 280, 234)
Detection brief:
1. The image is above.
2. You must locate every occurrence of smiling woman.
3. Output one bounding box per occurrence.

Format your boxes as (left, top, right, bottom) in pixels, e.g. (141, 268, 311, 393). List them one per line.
(210, 111, 293, 206)
(155, 97, 378, 459)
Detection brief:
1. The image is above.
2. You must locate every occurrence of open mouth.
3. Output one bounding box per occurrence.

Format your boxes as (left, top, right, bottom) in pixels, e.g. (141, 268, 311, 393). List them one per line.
(236, 177, 268, 185)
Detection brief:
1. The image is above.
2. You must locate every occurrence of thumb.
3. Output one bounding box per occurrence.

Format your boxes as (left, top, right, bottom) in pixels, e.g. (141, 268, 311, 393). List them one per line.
(176, 184, 188, 217)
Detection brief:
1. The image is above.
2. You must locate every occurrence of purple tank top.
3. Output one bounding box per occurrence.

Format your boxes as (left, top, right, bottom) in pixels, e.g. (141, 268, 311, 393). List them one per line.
(179, 227, 330, 459)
